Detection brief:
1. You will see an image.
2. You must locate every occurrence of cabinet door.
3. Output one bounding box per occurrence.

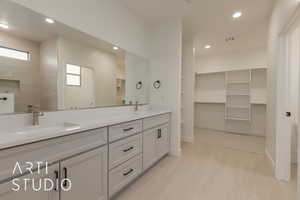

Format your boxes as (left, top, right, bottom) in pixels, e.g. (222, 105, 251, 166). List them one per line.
(0, 164, 59, 200)
(156, 124, 170, 159)
(60, 146, 108, 200)
(142, 128, 157, 170)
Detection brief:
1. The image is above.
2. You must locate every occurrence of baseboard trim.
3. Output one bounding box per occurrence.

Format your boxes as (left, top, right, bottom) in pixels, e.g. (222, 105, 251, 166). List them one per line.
(194, 126, 265, 137)
(265, 148, 275, 168)
(182, 135, 194, 143)
(170, 148, 182, 156)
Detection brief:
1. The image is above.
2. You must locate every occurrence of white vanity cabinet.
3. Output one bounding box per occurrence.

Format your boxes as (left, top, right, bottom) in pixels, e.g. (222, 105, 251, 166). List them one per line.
(108, 114, 170, 198)
(60, 147, 107, 200)
(0, 127, 108, 200)
(0, 164, 60, 200)
(0, 112, 171, 200)
(143, 123, 169, 170)
(108, 120, 143, 198)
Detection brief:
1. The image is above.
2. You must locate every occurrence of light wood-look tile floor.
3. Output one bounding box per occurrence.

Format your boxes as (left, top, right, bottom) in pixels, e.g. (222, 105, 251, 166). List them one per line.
(113, 128, 297, 200)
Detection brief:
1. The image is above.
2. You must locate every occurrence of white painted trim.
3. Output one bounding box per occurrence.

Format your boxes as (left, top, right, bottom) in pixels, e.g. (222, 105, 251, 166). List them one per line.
(170, 147, 182, 156)
(182, 136, 194, 143)
(265, 148, 275, 168)
(195, 66, 268, 75)
(275, 35, 291, 182)
(279, 3, 300, 36)
(194, 126, 265, 137)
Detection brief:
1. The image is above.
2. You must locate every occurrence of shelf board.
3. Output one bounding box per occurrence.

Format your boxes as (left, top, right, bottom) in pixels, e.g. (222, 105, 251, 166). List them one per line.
(227, 81, 250, 84)
(194, 101, 225, 104)
(226, 106, 250, 109)
(194, 101, 266, 105)
(195, 66, 267, 75)
(226, 94, 250, 96)
(251, 102, 267, 105)
(226, 118, 250, 121)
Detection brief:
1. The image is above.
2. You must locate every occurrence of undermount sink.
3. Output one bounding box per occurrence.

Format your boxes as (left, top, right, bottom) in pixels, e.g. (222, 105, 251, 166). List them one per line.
(0, 122, 81, 149)
(8, 122, 81, 136)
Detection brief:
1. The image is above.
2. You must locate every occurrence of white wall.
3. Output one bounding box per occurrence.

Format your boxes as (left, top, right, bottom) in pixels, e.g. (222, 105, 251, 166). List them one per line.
(149, 20, 182, 156)
(196, 48, 268, 73)
(40, 37, 58, 111)
(12, 0, 150, 58)
(125, 53, 149, 104)
(181, 37, 195, 142)
(268, 0, 299, 165)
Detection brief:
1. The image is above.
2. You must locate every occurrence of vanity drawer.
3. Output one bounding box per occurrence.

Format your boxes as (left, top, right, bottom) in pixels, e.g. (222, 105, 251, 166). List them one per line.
(109, 120, 142, 142)
(109, 154, 142, 197)
(109, 134, 142, 169)
(143, 114, 170, 130)
(0, 127, 107, 182)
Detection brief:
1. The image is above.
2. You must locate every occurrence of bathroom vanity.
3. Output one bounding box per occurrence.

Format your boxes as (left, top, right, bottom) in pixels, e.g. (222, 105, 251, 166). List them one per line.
(0, 110, 171, 200)
(0, 2, 172, 199)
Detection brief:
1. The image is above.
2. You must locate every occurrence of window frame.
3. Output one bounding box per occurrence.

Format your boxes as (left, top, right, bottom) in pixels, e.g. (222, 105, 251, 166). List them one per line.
(0, 45, 30, 61)
(65, 64, 82, 86)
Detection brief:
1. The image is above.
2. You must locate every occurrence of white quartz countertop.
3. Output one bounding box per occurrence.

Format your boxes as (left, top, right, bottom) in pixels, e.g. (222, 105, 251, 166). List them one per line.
(0, 109, 171, 150)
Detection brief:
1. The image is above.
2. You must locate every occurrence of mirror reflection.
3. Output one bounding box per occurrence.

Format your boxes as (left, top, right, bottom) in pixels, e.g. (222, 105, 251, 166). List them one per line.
(0, 0, 150, 114)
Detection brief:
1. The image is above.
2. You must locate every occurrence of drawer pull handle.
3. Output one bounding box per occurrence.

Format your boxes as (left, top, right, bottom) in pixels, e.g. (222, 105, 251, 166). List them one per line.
(157, 129, 162, 139)
(54, 170, 59, 191)
(123, 127, 134, 132)
(123, 168, 134, 176)
(123, 146, 134, 152)
(0, 97, 7, 101)
(63, 167, 68, 187)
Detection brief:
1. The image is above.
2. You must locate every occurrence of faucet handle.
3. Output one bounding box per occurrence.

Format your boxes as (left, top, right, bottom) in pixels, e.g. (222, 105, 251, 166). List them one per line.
(27, 105, 42, 113)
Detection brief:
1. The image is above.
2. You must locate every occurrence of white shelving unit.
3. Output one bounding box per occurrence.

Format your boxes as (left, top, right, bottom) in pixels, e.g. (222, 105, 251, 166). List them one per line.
(225, 69, 251, 122)
(194, 67, 267, 105)
(194, 67, 267, 136)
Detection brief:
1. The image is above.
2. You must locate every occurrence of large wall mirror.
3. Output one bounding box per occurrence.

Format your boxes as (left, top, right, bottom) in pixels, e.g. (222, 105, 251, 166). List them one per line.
(0, 0, 150, 114)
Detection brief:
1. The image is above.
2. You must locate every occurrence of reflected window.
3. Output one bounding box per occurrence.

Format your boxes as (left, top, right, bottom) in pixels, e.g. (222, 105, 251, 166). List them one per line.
(66, 64, 81, 86)
(0, 46, 30, 61)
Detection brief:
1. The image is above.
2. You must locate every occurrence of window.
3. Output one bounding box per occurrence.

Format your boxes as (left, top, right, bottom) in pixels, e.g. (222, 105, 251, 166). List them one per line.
(66, 64, 81, 86)
(0, 46, 30, 61)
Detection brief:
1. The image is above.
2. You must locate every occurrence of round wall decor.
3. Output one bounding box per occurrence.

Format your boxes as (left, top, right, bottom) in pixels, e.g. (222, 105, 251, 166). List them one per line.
(136, 81, 143, 89)
(153, 80, 161, 89)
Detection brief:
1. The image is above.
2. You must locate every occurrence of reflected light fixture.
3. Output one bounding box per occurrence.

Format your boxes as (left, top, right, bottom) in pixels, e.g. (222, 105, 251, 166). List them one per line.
(45, 18, 55, 24)
(113, 46, 119, 50)
(204, 45, 211, 49)
(233, 12, 242, 19)
(0, 22, 9, 29)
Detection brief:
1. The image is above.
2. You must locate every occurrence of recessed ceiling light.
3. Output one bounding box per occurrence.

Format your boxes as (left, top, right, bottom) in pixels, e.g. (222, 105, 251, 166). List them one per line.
(0, 22, 9, 29)
(233, 12, 242, 19)
(113, 46, 119, 50)
(45, 18, 55, 24)
(204, 45, 211, 49)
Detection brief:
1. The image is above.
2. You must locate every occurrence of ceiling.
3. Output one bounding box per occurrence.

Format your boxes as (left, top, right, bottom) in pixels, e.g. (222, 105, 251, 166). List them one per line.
(120, 0, 275, 56)
(0, 0, 125, 56)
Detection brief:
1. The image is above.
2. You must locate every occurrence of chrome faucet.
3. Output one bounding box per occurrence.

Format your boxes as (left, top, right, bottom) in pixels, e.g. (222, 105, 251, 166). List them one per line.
(28, 105, 44, 126)
(134, 101, 139, 112)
